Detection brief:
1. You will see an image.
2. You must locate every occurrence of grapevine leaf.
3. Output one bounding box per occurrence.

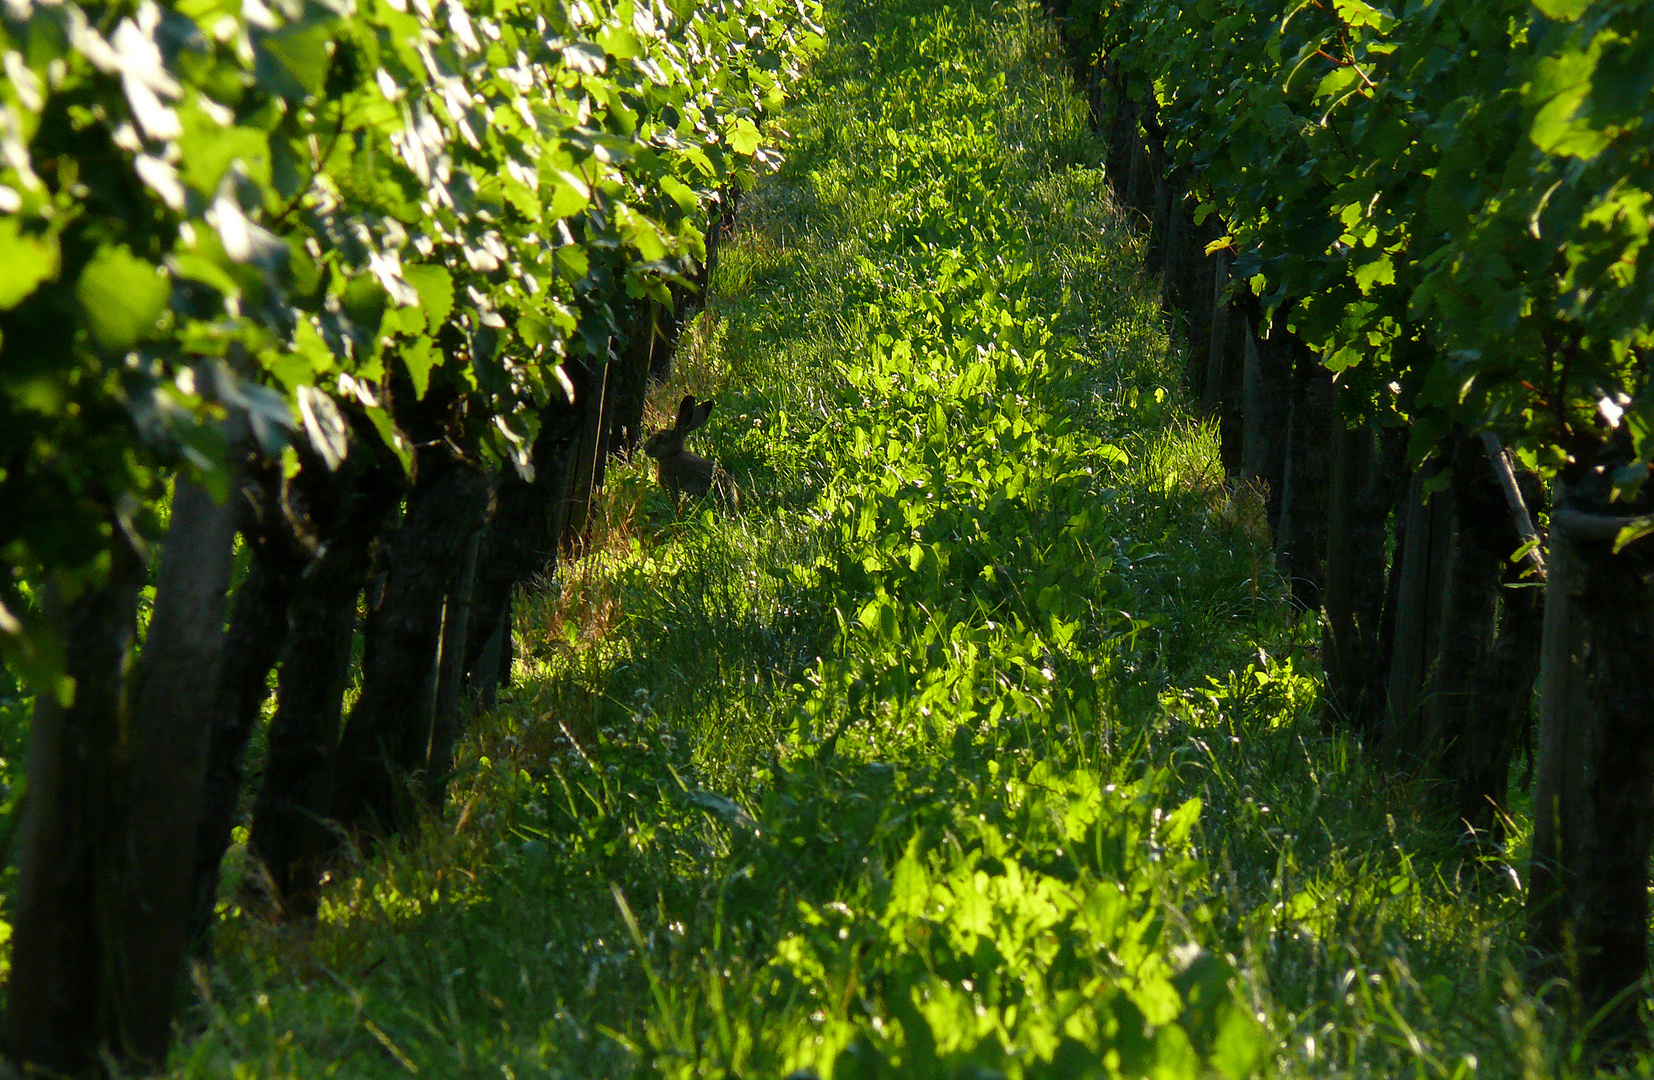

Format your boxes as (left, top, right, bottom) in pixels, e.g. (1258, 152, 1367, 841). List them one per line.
(258, 22, 337, 97)
(1315, 66, 1360, 103)
(550, 170, 592, 218)
(169, 251, 240, 299)
(0, 219, 58, 309)
(597, 25, 641, 60)
(213, 192, 287, 274)
(1353, 256, 1394, 294)
(616, 203, 668, 261)
(401, 336, 440, 399)
(112, 17, 183, 139)
(518, 313, 555, 348)
(1528, 49, 1610, 159)
(728, 117, 762, 155)
(563, 41, 608, 74)
(658, 174, 697, 212)
(75, 246, 170, 350)
(236, 379, 297, 456)
(403, 263, 454, 330)
(1589, 37, 1654, 121)
(362, 401, 414, 475)
(1613, 514, 1654, 555)
(1532, 0, 1589, 17)
(555, 243, 590, 281)
(297, 384, 348, 470)
(267, 348, 313, 392)
(178, 126, 272, 199)
(1330, 0, 1396, 32)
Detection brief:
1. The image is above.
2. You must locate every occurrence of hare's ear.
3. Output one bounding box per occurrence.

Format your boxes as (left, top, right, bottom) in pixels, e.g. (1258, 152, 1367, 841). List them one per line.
(674, 394, 698, 430)
(686, 397, 715, 432)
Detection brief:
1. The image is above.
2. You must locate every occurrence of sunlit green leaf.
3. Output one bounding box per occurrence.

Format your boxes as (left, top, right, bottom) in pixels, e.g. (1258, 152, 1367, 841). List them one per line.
(728, 117, 762, 155)
(403, 264, 454, 331)
(75, 246, 170, 350)
(0, 219, 58, 309)
(400, 336, 440, 399)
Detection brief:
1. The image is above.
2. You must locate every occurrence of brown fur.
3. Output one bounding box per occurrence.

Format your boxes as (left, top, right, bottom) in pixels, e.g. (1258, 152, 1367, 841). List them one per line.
(644, 394, 737, 509)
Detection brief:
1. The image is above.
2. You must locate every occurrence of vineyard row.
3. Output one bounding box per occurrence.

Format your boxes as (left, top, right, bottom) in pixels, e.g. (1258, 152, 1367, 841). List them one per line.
(1046, 0, 1654, 1046)
(0, 0, 821, 1072)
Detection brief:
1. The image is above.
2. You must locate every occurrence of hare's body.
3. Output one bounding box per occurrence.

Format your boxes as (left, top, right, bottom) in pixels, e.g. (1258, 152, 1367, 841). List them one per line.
(657, 447, 719, 501)
(645, 395, 738, 509)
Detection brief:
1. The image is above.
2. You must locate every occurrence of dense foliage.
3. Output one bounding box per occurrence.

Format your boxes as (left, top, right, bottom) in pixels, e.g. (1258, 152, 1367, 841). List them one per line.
(0, 0, 820, 692)
(1059, 0, 1652, 481)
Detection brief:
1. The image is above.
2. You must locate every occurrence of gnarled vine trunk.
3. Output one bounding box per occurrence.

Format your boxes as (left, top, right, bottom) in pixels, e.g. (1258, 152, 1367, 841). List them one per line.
(242, 451, 401, 917)
(188, 465, 304, 948)
(109, 476, 242, 1061)
(3, 526, 144, 1077)
(1570, 519, 1654, 1047)
(332, 455, 492, 840)
(464, 394, 583, 708)
(6, 472, 239, 1074)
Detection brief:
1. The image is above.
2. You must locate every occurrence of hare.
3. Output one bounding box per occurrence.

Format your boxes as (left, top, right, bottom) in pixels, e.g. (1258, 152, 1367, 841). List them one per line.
(644, 394, 738, 510)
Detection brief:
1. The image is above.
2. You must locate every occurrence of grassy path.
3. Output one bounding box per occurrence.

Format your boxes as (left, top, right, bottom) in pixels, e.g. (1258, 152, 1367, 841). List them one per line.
(182, 2, 1566, 1077)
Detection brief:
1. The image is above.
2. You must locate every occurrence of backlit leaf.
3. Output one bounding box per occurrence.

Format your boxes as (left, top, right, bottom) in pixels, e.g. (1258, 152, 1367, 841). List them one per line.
(76, 246, 170, 350)
(0, 219, 58, 309)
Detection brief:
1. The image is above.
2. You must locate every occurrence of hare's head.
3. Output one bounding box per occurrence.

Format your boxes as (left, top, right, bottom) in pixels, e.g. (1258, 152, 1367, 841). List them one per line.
(645, 394, 715, 460)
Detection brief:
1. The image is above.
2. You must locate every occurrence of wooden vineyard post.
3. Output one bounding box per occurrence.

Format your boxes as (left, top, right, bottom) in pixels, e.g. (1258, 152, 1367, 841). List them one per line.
(1546, 501, 1654, 1045)
(1273, 345, 1335, 611)
(1177, 211, 1215, 402)
(1422, 434, 1528, 845)
(1203, 251, 1231, 416)
(1207, 253, 1248, 473)
(563, 345, 613, 549)
(427, 525, 485, 807)
(1528, 507, 1589, 974)
(188, 502, 297, 948)
(1320, 423, 1373, 730)
(1240, 324, 1266, 484)
(1524, 488, 1654, 1048)
(1380, 462, 1453, 765)
(608, 297, 663, 457)
(1346, 427, 1409, 739)
(112, 476, 243, 1062)
(464, 393, 583, 709)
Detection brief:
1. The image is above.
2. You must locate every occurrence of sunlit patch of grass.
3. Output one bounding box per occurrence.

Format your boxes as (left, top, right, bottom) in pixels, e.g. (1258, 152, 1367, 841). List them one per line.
(1133, 416, 1227, 495)
(526, 546, 629, 657)
(655, 308, 726, 400)
(1208, 476, 1273, 553)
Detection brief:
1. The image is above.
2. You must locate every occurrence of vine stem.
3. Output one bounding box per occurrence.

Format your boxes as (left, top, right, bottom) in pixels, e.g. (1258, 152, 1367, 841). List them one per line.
(269, 106, 350, 230)
(1480, 431, 1546, 578)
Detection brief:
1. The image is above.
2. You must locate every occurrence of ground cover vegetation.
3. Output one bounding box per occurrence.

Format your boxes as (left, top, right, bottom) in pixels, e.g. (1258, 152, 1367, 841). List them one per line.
(4, 0, 1654, 1076)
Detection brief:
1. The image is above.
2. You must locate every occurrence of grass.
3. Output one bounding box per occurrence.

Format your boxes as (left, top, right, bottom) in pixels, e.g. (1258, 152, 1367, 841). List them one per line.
(163, 0, 1638, 1076)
